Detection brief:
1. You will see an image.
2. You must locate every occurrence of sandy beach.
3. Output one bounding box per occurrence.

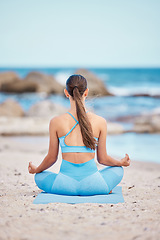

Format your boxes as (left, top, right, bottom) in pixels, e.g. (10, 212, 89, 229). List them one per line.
(1, 0, 160, 238)
(0, 135, 160, 240)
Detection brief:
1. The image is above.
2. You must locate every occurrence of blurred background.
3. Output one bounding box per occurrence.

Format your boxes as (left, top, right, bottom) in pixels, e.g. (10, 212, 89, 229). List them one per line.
(0, 0, 160, 163)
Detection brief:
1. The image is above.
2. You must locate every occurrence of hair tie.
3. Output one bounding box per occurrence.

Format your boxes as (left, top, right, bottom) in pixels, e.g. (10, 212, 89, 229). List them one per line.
(73, 86, 78, 90)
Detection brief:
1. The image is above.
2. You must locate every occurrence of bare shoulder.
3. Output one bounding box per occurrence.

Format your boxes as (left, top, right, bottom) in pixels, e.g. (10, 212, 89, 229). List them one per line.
(88, 111, 107, 125)
(87, 112, 107, 138)
(49, 113, 68, 128)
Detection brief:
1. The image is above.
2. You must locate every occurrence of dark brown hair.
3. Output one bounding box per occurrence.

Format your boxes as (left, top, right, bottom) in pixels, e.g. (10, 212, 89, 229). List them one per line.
(66, 74, 97, 150)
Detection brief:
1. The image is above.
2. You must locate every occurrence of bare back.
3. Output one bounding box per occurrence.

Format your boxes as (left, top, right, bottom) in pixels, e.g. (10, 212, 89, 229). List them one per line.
(56, 111, 102, 163)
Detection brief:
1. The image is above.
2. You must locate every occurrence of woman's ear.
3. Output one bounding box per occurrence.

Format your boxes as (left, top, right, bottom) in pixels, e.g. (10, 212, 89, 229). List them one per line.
(84, 88, 89, 97)
(64, 88, 69, 98)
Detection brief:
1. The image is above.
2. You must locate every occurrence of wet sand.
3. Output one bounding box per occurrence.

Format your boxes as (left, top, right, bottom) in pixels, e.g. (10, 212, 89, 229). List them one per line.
(0, 136, 160, 240)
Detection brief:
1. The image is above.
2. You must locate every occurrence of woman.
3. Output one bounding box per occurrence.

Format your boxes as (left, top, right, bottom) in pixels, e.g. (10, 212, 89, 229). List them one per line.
(28, 74, 130, 196)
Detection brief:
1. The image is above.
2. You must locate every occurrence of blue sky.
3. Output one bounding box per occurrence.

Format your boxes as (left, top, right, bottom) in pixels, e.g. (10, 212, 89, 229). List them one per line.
(0, 0, 160, 67)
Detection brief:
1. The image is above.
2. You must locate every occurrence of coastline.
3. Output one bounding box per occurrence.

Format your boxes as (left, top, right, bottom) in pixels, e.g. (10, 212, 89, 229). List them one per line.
(0, 135, 160, 240)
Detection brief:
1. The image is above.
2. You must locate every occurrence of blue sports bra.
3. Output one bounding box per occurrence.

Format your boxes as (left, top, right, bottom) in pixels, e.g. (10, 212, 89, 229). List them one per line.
(58, 112, 98, 153)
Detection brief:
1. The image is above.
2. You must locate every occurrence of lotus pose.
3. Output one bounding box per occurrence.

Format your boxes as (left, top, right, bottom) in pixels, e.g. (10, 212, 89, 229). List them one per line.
(28, 75, 130, 196)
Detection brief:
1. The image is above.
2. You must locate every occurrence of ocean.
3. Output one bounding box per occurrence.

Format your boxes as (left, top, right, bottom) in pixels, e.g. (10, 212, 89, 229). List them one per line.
(0, 67, 160, 163)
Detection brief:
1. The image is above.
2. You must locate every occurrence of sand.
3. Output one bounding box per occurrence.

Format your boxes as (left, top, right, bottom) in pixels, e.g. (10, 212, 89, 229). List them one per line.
(0, 135, 160, 240)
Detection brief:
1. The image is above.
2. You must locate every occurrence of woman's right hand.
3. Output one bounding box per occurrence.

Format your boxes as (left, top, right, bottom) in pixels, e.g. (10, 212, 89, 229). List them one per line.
(28, 161, 37, 174)
(120, 154, 130, 167)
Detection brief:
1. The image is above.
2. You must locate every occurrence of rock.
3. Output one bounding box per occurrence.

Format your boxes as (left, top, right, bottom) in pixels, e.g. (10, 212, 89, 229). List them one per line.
(1, 79, 37, 93)
(0, 117, 50, 136)
(131, 93, 152, 97)
(128, 185, 135, 189)
(0, 72, 19, 89)
(133, 124, 154, 133)
(24, 71, 64, 94)
(1, 71, 64, 94)
(74, 69, 113, 97)
(26, 100, 67, 118)
(0, 116, 124, 136)
(133, 113, 160, 133)
(114, 115, 138, 123)
(107, 121, 124, 134)
(131, 93, 160, 98)
(0, 99, 24, 117)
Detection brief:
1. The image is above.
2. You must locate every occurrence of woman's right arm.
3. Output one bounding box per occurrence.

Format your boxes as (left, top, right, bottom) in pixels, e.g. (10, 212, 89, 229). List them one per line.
(96, 118, 130, 167)
(28, 117, 59, 174)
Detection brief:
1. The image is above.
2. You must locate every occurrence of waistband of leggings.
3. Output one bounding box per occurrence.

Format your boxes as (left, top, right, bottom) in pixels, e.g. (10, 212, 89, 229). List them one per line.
(60, 158, 98, 176)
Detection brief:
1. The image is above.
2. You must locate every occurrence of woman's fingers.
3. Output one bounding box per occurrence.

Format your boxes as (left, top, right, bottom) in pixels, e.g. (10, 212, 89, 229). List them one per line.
(28, 162, 37, 174)
(28, 162, 34, 173)
(28, 167, 31, 173)
(127, 158, 130, 166)
(121, 154, 130, 166)
(125, 154, 130, 163)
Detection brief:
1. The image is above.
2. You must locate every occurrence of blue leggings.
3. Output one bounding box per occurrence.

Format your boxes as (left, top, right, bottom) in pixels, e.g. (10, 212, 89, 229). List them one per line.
(34, 158, 124, 196)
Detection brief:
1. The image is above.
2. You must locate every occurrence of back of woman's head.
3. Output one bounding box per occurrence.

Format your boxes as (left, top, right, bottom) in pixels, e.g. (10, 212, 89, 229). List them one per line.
(66, 74, 97, 150)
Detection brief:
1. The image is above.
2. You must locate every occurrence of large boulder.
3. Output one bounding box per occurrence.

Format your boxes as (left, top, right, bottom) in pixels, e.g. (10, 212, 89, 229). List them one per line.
(75, 69, 113, 97)
(24, 72, 64, 94)
(0, 99, 24, 117)
(1, 79, 37, 93)
(0, 72, 19, 89)
(26, 100, 67, 118)
(1, 71, 64, 94)
(133, 112, 160, 133)
(0, 117, 50, 136)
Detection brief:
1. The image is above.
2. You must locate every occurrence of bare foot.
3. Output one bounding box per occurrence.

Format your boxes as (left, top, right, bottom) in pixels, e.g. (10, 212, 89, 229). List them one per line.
(109, 190, 112, 194)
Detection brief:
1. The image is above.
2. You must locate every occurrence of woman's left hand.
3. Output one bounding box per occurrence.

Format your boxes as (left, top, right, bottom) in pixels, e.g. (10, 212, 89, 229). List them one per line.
(120, 154, 130, 167)
(28, 161, 37, 174)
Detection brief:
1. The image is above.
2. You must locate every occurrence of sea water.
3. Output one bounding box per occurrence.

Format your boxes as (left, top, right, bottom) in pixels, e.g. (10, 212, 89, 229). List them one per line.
(0, 67, 160, 163)
(107, 133, 160, 163)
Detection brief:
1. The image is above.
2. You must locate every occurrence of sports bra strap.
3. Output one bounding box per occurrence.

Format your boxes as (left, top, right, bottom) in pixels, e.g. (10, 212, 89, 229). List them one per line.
(67, 112, 78, 123)
(67, 111, 89, 121)
(65, 122, 78, 137)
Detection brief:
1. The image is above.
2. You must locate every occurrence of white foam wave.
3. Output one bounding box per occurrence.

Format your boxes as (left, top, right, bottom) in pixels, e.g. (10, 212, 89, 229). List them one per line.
(108, 86, 160, 96)
(55, 71, 73, 85)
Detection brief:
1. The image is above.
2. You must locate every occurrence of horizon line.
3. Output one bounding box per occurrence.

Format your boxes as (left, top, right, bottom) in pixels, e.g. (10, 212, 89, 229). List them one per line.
(0, 65, 160, 69)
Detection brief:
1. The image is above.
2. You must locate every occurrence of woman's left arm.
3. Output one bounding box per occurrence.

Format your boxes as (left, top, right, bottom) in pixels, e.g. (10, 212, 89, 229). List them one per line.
(28, 117, 59, 174)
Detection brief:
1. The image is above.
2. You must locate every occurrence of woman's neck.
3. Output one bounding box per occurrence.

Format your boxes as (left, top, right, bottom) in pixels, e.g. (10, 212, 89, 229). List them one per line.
(69, 98, 87, 114)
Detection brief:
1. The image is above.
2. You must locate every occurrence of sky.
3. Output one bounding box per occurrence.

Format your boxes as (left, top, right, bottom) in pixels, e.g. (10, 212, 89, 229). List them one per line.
(0, 0, 160, 68)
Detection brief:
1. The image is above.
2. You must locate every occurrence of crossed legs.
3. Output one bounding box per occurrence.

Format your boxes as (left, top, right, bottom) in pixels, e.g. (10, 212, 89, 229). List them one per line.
(34, 166, 124, 194)
(99, 166, 124, 193)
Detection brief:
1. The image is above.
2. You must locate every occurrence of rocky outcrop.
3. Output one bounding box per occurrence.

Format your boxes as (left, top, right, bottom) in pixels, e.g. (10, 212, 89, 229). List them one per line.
(0, 99, 68, 135)
(0, 117, 50, 136)
(24, 72, 64, 94)
(0, 69, 112, 96)
(26, 100, 67, 118)
(75, 69, 113, 97)
(133, 112, 160, 133)
(1, 71, 64, 94)
(1, 80, 37, 93)
(0, 72, 19, 89)
(131, 93, 160, 98)
(0, 99, 25, 117)
(0, 117, 125, 136)
(107, 121, 125, 134)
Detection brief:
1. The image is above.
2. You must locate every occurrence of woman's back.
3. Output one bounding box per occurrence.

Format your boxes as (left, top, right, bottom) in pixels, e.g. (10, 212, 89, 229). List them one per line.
(55, 111, 102, 164)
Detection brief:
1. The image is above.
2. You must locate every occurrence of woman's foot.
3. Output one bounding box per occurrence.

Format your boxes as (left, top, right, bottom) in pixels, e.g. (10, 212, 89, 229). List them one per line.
(109, 190, 112, 194)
